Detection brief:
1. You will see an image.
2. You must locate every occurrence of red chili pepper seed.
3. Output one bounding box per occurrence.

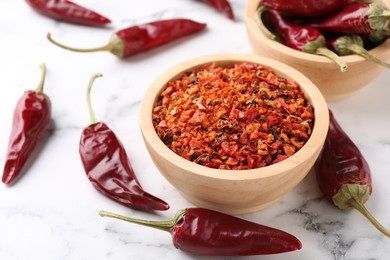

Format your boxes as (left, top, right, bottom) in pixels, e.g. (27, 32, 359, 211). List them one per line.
(152, 63, 314, 170)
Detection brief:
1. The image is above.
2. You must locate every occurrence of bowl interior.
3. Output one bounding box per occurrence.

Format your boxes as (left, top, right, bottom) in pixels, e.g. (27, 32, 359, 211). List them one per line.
(140, 54, 329, 181)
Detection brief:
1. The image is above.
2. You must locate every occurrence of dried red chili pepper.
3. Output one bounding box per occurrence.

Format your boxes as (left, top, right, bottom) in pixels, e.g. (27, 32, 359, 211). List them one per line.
(315, 109, 390, 238)
(200, 0, 235, 20)
(2, 64, 51, 185)
(25, 0, 111, 27)
(261, 0, 356, 17)
(47, 19, 206, 58)
(327, 34, 390, 69)
(311, 2, 390, 34)
(79, 73, 169, 211)
(99, 208, 302, 256)
(264, 7, 348, 72)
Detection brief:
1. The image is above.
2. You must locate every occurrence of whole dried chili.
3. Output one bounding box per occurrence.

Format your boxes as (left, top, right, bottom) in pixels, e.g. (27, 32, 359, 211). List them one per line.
(310, 2, 390, 34)
(200, 0, 235, 20)
(99, 208, 302, 256)
(261, 0, 356, 17)
(315, 109, 390, 238)
(79, 73, 169, 211)
(2, 64, 51, 185)
(47, 19, 206, 58)
(152, 62, 314, 170)
(264, 7, 348, 72)
(25, 0, 111, 27)
(327, 34, 390, 69)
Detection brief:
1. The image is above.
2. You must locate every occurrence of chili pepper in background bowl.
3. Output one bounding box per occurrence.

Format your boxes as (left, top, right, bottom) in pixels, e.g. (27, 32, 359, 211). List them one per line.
(25, 0, 111, 27)
(264, 7, 348, 72)
(199, 0, 235, 20)
(2, 64, 51, 185)
(327, 34, 390, 69)
(245, 0, 390, 101)
(99, 208, 302, 256)
(315, 109, 390, 238)
(310, 2, 390, 34)
(79, 73, 169, 211)
(261, 0, 356, 17)
(47, 18, 207, 58)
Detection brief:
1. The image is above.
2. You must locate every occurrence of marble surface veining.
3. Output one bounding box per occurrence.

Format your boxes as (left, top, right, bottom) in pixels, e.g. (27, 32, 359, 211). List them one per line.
(0, 0, 389, 259)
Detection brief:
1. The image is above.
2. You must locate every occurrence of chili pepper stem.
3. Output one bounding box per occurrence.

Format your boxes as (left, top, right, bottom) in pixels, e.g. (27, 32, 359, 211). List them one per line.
(99, 209, 186, 233)
(255, 6, 276, 40)
(36, 63, 47, 93)
(333, 35, 390, 69)
(349, 199, 390, 238)
(47, 33, 112, 53)
(86, 73, 103, 124)
(316, 47, 348, 72)
(370, 3, 390, 31)
(347, 44, 390, 69)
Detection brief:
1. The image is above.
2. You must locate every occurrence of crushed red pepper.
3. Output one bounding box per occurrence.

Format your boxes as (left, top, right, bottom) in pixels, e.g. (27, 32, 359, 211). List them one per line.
(152, 63, 314, 170)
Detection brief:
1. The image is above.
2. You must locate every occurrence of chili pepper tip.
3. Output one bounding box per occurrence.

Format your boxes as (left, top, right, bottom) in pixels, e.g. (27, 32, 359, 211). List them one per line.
(27, 0, 111, 27)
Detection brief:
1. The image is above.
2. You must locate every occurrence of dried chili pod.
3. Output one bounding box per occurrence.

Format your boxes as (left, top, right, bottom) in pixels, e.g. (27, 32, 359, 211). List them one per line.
(328, 34, 390, 69)
(315, 109, 390, 238)
(263, 7, 348, 72)
(79, 74, 169, 211)
(47, 18, 206, 58)
(25, 0, 111, 27)
(200, 0, 235, 20)
(261, 0, 356, 17)
(311, 2, 390, 34)
(99, 208, 302, 256)
(2, 64, 51, 185)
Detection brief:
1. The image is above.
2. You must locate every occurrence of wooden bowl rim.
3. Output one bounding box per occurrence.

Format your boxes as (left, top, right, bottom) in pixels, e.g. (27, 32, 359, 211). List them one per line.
(245, 0, 390, 65)
(140, 54, 329, 181)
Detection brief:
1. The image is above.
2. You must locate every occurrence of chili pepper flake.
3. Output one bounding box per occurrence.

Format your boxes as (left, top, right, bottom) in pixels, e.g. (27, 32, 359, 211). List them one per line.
(152, 63, 314, 170)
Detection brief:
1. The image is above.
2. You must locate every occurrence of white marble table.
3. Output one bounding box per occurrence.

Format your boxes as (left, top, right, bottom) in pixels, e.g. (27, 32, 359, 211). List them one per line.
(0, 0, 389, 259)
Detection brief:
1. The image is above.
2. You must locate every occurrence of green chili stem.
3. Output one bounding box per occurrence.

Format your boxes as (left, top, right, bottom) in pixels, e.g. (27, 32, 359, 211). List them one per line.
(316, 47, 348, 72)
(369, 3, 390, 32)
(86, 73, 103, 125)
(348, 44, 390, 69)
(47, 33, 112, 53)
(36, 63, 47, 93)
(255, 5, 276, 40)
(99, 209, 186, 233)
(350, 199, 390, 238)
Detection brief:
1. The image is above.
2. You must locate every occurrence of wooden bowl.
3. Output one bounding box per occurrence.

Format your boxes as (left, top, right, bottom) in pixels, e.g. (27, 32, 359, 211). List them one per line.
(245, 0, 390, 101)
(140, 54, 329, 214)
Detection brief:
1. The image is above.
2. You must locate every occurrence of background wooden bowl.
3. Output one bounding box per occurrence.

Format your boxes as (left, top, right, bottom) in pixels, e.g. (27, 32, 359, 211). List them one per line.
(140, 54, 329, 215)
(245, 0, 390, 101)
